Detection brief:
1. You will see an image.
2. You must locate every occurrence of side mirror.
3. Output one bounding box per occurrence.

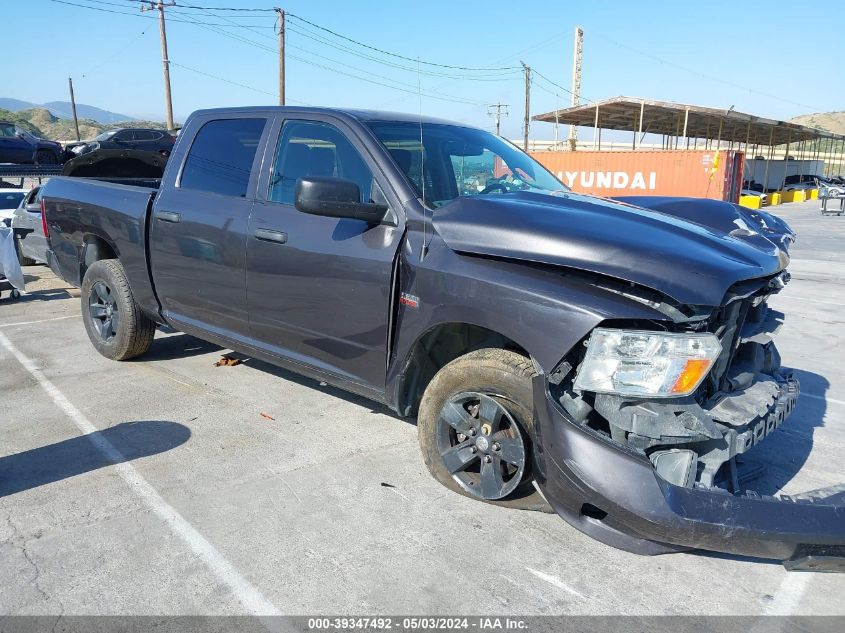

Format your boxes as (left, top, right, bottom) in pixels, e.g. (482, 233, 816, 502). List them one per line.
(295, 176, 388, 224)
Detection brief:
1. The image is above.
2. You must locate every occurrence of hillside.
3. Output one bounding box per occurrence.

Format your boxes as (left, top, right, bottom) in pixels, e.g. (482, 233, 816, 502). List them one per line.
(0, 97, 132, 124)
(0, 107, 168, 141)
(790, 111, 845, 135)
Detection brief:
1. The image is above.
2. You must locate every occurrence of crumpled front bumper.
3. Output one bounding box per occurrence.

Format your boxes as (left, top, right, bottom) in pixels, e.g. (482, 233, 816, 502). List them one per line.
(533, 375, 845, 568)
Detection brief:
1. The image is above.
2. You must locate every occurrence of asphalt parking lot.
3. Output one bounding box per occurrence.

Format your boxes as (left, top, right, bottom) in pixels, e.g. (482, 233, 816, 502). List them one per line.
(1, 198, 844, 618)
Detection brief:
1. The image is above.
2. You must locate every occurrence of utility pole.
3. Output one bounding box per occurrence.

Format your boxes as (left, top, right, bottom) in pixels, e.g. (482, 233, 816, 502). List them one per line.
(568, 26, 583, 151)
(276, 8, 285, 105)
(68, 77, 80, 142)
(141, 1, 175, 131)
(522, 62, 531, 152)
(487, 103, 508, 136)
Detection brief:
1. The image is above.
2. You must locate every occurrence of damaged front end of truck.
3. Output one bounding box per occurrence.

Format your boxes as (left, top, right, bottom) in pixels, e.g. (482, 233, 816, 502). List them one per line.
(537, 269, 845, 572)
(433, 191, 845, 568)
(535, 272, 845, 571)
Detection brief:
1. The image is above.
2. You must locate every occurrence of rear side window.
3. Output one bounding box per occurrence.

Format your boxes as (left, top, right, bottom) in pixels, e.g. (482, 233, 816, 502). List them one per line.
(180, 118, 266, 198)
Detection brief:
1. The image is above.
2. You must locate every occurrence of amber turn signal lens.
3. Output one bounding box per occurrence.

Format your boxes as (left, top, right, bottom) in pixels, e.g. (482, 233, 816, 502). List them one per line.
(670, 359, 713, 394)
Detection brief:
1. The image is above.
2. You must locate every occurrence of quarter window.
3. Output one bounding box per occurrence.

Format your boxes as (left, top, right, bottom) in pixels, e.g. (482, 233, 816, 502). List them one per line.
(269, 120, 374, 205)
(180, 118, 266, 198)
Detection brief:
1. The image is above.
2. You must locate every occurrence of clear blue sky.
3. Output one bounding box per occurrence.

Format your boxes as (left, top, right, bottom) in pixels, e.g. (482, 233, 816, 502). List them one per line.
(5, 0, 844, 138)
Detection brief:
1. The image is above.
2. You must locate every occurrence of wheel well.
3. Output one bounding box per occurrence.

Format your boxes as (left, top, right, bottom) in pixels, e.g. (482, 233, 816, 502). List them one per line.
(397, 323, 528, 417)
(81, 236, 117, 281)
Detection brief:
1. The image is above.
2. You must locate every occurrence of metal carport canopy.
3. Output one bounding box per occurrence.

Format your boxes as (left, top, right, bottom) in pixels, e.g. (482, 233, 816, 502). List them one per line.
(532, 96, 845, 145)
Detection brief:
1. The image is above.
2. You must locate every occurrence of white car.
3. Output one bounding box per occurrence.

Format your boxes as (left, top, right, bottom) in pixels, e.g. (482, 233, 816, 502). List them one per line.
(0, 188, 27, 228)
(11, 185, 47, 265)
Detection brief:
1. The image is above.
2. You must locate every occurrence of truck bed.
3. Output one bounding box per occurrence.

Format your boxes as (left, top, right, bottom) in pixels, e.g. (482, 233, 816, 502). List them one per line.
(44, 176, 161, 320)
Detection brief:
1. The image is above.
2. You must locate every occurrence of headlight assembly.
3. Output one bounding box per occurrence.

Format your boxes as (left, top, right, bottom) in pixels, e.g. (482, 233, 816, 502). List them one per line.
(573, 328, 722, 397)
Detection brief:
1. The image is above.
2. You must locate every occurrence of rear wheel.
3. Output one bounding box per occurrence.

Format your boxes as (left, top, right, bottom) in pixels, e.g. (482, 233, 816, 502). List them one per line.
(417, 348, 550, 512)
(80, 259, 155, 360)
(14, 236, 36, 266)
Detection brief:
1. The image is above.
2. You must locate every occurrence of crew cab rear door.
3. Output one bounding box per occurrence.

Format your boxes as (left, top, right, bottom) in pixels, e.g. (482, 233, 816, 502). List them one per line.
(148, 114, 272, 340)
(247, 114, 404, 392)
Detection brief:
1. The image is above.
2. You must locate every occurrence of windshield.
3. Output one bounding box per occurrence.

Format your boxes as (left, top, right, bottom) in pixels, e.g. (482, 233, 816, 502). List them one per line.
(367, 121, 567, 208)
(1, 192, 26, 208)
(95, 130, 118, 141)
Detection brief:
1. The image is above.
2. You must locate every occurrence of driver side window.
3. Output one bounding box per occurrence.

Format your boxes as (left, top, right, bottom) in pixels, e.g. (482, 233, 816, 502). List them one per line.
(269, 120, 374, 206)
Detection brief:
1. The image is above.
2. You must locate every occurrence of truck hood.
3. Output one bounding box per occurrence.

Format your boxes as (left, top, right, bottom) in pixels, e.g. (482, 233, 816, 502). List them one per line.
(432, 191, 789, 306)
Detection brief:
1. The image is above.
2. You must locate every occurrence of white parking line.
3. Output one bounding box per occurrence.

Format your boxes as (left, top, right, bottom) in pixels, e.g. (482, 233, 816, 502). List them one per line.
(0, 331, 284, 623)
(763, 572, 811, 616)
(802, 392, 845, 407)
(0, 315, 79, 328)
(525, 567, 587, 600)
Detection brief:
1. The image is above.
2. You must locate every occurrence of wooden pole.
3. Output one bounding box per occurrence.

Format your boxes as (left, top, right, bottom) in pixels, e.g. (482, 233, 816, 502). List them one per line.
(68, 77, 80, 142)
(277, 8, 285, 105)
(157, 3, 174, 131)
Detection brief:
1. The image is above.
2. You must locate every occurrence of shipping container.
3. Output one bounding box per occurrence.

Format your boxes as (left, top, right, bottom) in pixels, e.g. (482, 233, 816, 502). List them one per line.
(530, 149, 744, 202)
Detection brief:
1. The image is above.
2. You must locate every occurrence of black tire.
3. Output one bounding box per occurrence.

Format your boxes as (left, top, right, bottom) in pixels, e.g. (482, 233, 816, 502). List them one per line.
(418, 348, 551, 512)
(14, 236, 36, 266)
(35, 149, 58, 165)
(80, 259, 155, 361)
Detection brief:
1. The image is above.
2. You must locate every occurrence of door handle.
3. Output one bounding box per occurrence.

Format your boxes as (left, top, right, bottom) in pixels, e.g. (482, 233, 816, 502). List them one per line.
(254, 228, 288, 244)
(156, 211, 181, 223)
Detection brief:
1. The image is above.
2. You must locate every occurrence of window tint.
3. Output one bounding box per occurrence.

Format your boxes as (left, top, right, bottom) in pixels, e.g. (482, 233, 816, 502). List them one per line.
(0, 124, 17, 137)
(134, 130, 155, 141)
(180, 118, 266, 197)
(269, 120, 373, 205)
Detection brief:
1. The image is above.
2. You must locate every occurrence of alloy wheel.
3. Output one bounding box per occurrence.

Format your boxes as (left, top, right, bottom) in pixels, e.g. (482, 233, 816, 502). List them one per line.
(88, 281, 120, 342)
(436, 391, 526, 500)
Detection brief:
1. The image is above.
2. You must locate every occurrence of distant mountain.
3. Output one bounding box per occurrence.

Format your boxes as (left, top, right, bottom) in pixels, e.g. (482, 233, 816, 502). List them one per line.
(0, 97, 134, 124)
(790, 111, 845, 135)
(42, 101, 133, 125)
(0, 98, 38, 112)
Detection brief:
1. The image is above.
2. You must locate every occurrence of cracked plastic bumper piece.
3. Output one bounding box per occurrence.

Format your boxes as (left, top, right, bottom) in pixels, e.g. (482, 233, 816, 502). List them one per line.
(533, 375, 845, 568)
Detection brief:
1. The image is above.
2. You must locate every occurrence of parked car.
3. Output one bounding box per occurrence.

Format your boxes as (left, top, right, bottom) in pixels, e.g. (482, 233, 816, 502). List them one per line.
(817, 178, 845, 198)
(0, 188, 26, 227)
(782, 174, 821, 191)
(70, 128, 176, 158)
(11, 186, 46, 265)
(0, 121, 36, 164)
(741, 188, 768, 205)
(16, 129, 64, 164)
(40, 106, 840, 569)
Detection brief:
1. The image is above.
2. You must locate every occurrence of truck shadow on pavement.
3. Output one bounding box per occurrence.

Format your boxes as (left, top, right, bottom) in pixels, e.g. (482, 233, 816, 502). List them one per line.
(738, 367, 830, 498)
(143, 332, 400, 418)
(0, 421, 191, 498)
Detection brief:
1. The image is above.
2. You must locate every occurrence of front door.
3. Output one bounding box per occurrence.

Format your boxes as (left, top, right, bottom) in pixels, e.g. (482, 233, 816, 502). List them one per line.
(246, 116, 403, 390)
(0, 123, 34, 163)
(149, 115, 271, 341)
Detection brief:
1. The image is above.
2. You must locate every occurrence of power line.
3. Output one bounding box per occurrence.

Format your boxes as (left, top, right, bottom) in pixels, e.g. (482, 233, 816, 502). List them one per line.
(285, 24, 520, 82)
(284, 12, 521, 72)
(170, 61, 307, 102)
(592, 31, 828, 113)
(47, 0, 274, 26)
(171, 11, 488, 105)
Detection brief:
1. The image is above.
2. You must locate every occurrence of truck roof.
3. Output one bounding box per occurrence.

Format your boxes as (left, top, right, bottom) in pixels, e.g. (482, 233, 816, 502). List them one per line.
(188, 106, 471, 128)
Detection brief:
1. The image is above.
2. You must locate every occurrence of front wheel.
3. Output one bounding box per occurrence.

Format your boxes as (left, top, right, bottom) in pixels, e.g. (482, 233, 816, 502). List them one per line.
(80, 259, 155, 360)
(35, 149, 58, 165)
(417, 348, 550, 511)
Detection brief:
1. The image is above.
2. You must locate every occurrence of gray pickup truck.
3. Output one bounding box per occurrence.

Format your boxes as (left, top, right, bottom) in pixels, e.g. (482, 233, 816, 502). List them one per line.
(41, 106, 844, 569)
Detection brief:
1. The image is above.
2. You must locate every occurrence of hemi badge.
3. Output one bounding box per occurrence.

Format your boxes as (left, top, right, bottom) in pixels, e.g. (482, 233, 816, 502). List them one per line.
(399, 292, 420, 308)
